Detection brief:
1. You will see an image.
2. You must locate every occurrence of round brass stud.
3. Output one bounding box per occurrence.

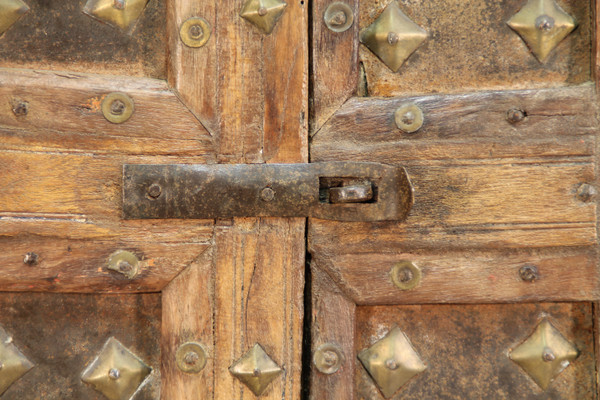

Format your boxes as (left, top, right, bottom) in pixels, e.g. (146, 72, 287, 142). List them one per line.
(390, 261, 422, 290)
(180, 17, 211, 48)
(107, 250, 140, 279)
(176, 342, 208, 373)
(324, 2, 354, 33)
(313, 343, 344, 375)
(101, 92, 134, 124)
(394, 103, 423, 133)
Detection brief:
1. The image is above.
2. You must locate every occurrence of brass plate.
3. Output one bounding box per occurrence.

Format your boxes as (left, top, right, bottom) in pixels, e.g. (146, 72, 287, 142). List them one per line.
(0, 0, 28, 36)
(83, 0, 149, 31)
(229, 343, 283, 396)
(240, 0, 287, 35)
(0, 325, 34, 396)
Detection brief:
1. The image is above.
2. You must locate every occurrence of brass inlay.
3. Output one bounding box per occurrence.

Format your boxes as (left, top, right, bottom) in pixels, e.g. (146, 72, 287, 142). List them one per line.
(176, 342, 207, 374)
(507, 0, 577, 62)
(360, 1, 427, 72)
(0, 0, 28, 36)
(240, 0, 287, 35)
(81, 337, 152, 400)
(394, 103, 423, 133)
(390, 261, 422, 290)
(179, 17, 211, 48)
(313, 343, 344, 375)
(102, 92, 135, 124)
(83, 0, 149, 31)
(0, 325, 34, 396)
(358, 327, 426, 398)
(509, 319, 579, 390)
(324, 2, 354, 33)
(107, 250, 140, 279)
(229, 343, 283, 396)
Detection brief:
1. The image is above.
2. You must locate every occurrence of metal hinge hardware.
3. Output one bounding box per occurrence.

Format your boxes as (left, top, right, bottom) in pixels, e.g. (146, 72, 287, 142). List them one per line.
(122, 162, 413, 222)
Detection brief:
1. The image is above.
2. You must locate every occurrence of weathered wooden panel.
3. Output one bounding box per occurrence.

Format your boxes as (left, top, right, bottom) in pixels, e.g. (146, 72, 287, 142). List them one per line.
(359, 0, 591, 97)
(0, 292, 161, 399)
(355, 303, 595, 399)
(0, 0, 167, 79)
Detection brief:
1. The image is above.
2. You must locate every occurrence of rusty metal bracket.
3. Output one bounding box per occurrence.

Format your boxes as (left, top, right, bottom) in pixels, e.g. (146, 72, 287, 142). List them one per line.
(122, 162, 413, 222)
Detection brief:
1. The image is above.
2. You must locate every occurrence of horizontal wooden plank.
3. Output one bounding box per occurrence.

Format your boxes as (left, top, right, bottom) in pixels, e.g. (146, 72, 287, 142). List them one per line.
(0, 69, 214, 156)
(313, 247, 599, 304)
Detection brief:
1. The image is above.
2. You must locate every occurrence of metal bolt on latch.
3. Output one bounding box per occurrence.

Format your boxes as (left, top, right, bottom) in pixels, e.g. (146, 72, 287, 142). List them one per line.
(519, 265, 538, 282)
(180, 17, 211, 48)
(395, 103, 423, 133)
(107, 250, 140, 279)
(391, 261, 422, 290)
(313, 343, 344, 375)
(176, 342, 208, 373)
(23, 252, 38, 266)
(324, 2, 354, 33)
(102, 92, 134, 124)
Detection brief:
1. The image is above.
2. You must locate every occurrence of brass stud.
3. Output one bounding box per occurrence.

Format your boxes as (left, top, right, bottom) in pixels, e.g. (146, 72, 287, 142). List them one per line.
(509, 319, 579, 390)
(83, 0, 149, 31)
(360, 1, 427, 72)
(324, 2, 354, 33)
(0, 0, 28, 36)
(390, 261, 422, 291)
(107, 250, 140, 279)
(0, 325, 34, 396)
(176, 342, 207, 374)
(240, 0, 287, 35)
(229, 343, 283, 396)
(313, 343, 344, 375)
(81, 337, 152, 400)
(101, 92, 134, 124)
(507, 0, 577, 63)
(358, 327, 426, 398)
(394, 103, 423, 133)
(179, 17, 211, 48)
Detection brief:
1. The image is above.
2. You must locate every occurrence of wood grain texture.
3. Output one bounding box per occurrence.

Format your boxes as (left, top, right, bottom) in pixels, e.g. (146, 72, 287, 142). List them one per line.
(167, 0, 308, 163)
(162, 247, 214, 399)
(312, 0, 359, 133)
(213, 217, 305, 400)
(355, 303, 595, 399)
(358, 0, 591, 97)
(310, 264, 356, 400)
(312, 248, 599, 304)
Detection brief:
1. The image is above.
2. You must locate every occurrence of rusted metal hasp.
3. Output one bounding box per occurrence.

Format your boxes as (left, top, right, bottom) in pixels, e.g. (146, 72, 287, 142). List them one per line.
(122, 162, 413, 222)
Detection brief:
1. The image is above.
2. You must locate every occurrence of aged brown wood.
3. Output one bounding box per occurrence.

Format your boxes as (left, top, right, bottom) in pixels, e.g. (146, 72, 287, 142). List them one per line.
(358, 0, 591, 97)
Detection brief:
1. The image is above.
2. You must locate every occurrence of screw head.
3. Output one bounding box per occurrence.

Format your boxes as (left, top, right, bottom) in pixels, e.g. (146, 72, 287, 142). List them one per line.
(176, 342, 208, 373)
(257, 6, 268, 16)
(108, 368, 121, 380)
(324, 2, 354, 33)
(107, 250, 140, 279)
(394, 103, 424, 133)
(313, 343, 344, 375)
(542, 347, 556, 362)
(180, 17, 211, 48)
(23, 252, 38, 266)
(113, 0, 125, 10)
(390, 261, 422, 290)
(576, 183, 597, 203)
(507, 108, 526, 124)
(385, 358, 400, 370)
(147, 183, 162, 199)
(535, 15, 555, 32)
(101, 92, 134, 124)
(260, 187, 275, 202)
(519, 265, 538, 282)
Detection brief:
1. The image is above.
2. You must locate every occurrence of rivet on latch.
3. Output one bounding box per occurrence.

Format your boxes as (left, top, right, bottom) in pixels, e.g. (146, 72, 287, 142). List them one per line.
(519, 265, 539, 282)
(229, 343, 283, 396)
(101, 92, 134, 124)
(147, 183, 162, 199)
(576, 183, 597, 203)
(390, 261, 421, 290)
(23, 252, 38, 266)
(260, 187, 275, 202)
(506, 107, 527, 124)
(176, 342, 208, 374)
(107, 250, 140, 279)
(313, 343, 344, 375)
(395, 103, 423, 133)
(179, 17, 211, 48)
(324, 2, 354, 33)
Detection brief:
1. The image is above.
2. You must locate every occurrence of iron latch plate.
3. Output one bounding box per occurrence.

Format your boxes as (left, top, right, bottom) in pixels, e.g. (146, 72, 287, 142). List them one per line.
(122, 162, 413, 222)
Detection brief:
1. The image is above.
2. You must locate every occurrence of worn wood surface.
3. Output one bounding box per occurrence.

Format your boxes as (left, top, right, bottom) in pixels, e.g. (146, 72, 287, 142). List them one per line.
(359, 0, 591, 97)
(0, 292, 161, 399)
(312, 0, 359, 133)
(355, 303, 595, 399)
(167, 0, 308, 163)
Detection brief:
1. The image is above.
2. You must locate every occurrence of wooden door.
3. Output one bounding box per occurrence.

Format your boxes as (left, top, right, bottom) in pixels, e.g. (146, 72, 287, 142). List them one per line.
(309, 0, 600, 399)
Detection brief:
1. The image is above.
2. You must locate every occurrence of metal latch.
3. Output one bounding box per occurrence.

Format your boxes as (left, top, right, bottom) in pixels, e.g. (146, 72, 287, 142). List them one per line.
(122, 162, 413, 222)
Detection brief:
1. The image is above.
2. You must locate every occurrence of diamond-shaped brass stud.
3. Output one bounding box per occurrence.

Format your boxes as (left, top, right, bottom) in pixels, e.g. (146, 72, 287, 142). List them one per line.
(83, 0, 149, 31)
(507, 0, 577, 63)
(358, 327, 426, 399)
(229, 343, 283, 396)
(509, 319, 579, 390)
(81, 337, 152, 400)
(0, 0, 29, 36)
(0, 325, 34, 396)
(240, 0, 287, 35)
(360, 1, 427, 72)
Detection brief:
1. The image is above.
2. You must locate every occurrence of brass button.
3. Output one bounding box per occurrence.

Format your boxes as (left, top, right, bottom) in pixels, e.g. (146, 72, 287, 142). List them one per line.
(313, 343, 344, 375)
(390, 261, 421, 290)
(179, 17, 211, 48)
(176, 342, 208, 374)
(394, 103, 423, 133)
(102, 92, 134, 124)
(324, 2, 354, 33)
